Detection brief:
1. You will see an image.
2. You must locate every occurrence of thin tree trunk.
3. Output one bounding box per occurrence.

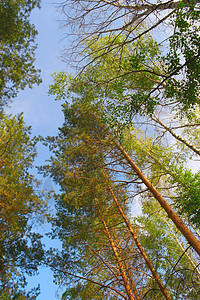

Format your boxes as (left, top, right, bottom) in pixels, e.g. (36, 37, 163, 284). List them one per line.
(97, 202, 136, 300)
(163, 218, 200, 279)
(113, 232, 141, 300)
(189, 223, 200, 239)
(152, 113, 200, 156)
(128, 133, 173, 175)
(49, 264, 128, 299)
(102, 172, 172, 300)
(105, 0, 200, 11)
(112, 138, 200, 257)
(125, 263, 141, 300)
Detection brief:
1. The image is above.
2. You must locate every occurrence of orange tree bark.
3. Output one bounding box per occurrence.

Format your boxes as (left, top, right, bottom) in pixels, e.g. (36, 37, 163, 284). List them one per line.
(112, 139, 200, 257)
(102, 172, 172, 300)
(96, 198, 137, 300)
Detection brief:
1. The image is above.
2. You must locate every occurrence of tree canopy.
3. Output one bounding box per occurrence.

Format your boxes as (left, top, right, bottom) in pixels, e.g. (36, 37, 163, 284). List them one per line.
(0, 0, 41, 106)
(57, 0, 200, 115)
(0, 111, 47, 298)
(1, 0, 200, 298)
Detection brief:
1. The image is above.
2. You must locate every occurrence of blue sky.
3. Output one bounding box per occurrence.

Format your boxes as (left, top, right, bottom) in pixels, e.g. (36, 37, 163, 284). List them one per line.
(7, 0, 68, 298)
(9, 1, 65, 137)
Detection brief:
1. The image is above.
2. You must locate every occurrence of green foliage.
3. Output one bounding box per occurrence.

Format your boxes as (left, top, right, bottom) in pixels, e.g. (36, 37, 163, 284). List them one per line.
(0, 2, 44, 296)
(170, 167, 200, 227)
(48, 36, 164, 134)
(53, 3, 200, 121)
(0, 284, 40, 299)
(49, 17, 200, 130)
(84, 34, 163, 116)
(48, 72, 72, 101)
(136, 197, 200, 299)
(165, 3, 200, 115)
(0, 0, 41, 106)
(0, 111, 46, 298)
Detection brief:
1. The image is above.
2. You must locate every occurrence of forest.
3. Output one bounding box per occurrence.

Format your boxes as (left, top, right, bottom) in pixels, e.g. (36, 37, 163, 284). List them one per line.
(0, 0, 200, 299)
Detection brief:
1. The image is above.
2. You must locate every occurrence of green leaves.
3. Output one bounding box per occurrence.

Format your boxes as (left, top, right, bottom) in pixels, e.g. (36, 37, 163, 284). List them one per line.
(170, 167, 200, 227)
(0, 112, 46, 297)
(0, 0, 41, 106)
(165, 3, 200, 114)
(49, 72, 71, 101)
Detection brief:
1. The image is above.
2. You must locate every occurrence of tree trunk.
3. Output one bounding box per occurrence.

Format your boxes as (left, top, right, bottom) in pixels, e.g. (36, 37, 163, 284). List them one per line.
(102, 173, 172, 300)
(125, 263, 141, 300)
(97, 202, 136, 300)
(152, 113, 200, 156)
(163, 218, 200, 279)
(112, 139, 200, 257)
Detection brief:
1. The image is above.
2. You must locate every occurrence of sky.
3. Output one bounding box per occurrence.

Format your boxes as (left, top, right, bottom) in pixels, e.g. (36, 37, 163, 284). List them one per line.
(7, 0, 68, 298)
(9, 1, 65, 137)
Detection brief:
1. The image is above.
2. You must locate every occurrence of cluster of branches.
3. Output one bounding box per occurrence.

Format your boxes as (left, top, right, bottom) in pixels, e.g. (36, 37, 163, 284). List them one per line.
(42, 96, 200, 298)
(58, 0, 200, 114)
